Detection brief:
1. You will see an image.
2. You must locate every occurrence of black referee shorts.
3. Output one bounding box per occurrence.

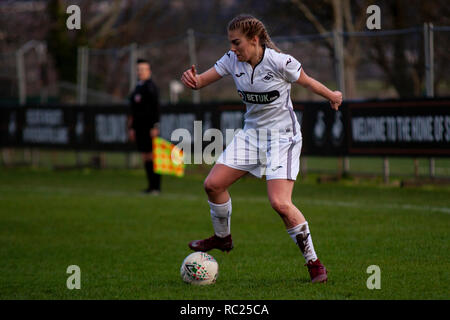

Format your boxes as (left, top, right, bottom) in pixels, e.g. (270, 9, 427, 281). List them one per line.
(134, 128, 153, 153)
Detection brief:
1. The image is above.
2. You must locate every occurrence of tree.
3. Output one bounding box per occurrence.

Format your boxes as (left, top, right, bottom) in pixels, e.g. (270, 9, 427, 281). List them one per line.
(290, 0, 450, 98)
(368, 0, 450, 97)
(46, 0, 86, 83)
(290, 0, 372, 99)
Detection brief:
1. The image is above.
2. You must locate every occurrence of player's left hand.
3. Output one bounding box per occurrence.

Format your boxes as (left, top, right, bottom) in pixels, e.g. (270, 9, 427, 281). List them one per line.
(330, 91, 342, 111)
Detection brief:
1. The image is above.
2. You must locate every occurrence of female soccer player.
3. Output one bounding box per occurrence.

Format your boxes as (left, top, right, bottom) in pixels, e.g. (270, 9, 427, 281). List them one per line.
(181, 14, 342, 283)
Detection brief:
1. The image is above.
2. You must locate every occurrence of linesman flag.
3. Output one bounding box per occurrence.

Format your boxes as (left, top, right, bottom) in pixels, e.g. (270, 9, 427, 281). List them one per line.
(152, 137, 185, 177)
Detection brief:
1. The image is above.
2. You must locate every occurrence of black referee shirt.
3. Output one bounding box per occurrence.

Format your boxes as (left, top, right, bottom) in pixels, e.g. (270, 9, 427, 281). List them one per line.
(129, 79, 160, 130)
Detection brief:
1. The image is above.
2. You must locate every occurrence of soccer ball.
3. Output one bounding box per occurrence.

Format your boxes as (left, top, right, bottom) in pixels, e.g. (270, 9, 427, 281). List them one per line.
(180, 252, 219, 285)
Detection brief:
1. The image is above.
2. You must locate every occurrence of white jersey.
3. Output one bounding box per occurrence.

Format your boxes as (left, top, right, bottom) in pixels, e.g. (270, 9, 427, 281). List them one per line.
(214, 47, 302, 137)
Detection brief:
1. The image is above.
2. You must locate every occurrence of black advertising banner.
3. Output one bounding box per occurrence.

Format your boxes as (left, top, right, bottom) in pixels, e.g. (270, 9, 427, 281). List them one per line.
(0, 106, 20, 147)
(20, 106, 73, 149)
(0, 105, 135, 151)
(88, 106, 133, 151)
(1, 98, 449, 157)
(1, 106, 73, 149)
(347, 99, 450, 156)
(295, 102, 347, 156)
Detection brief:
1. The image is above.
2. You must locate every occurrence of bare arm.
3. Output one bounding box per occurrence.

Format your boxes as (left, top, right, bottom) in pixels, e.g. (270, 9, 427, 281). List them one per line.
(181, 65, 222, 90)
(296, 69, 342, 110)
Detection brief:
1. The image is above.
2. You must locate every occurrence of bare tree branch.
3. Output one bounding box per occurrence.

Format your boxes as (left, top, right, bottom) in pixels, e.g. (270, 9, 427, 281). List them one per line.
(290, 0, 334, 48)
(330, 0, 343, 31)
(342, 0, 354, 32)
(354, 0, 374, 31)
(290, 0, 327, 33)
(94, 0, 122, 41)
(86, 0, 119, 31)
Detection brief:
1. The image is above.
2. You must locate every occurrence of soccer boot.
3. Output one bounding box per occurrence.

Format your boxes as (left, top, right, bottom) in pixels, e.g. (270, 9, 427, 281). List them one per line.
(188, 234, 233, 253)
(305, 259, 328, 283)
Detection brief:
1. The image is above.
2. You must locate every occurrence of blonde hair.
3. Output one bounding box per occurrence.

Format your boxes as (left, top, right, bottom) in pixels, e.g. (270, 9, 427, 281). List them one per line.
(227, 14, 281, 53)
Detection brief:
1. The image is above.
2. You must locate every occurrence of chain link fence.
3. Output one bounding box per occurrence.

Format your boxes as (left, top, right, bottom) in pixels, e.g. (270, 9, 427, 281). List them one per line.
(76, 25, 450, 104)
(1, 25, 449, 104)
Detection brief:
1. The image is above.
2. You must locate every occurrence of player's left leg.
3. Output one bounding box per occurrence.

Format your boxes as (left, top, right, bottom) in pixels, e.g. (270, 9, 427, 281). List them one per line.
(266, 179, 327, 283)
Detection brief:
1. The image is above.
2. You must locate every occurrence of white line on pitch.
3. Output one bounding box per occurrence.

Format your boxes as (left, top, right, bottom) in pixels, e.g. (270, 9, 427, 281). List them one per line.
(1, 184, 448, 215)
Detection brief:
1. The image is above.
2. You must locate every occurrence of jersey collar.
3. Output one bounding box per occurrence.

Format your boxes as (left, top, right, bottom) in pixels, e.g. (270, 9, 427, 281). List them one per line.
(251, 45, 266, 69)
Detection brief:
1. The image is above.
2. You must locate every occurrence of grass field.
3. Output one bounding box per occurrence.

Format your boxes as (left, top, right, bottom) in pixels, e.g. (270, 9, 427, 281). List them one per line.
(0, 166, 449, 300)
(3, 149, 450, 178)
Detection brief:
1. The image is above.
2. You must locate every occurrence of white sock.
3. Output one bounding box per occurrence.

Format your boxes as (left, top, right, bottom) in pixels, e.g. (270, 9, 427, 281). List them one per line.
(208, 198, 232, 238)
(287, 222, 318, 263)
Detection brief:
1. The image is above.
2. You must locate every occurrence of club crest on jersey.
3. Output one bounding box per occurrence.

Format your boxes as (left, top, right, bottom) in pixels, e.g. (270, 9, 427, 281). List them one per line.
(262, 71, 274, 82)
(237, 90, 280, 104)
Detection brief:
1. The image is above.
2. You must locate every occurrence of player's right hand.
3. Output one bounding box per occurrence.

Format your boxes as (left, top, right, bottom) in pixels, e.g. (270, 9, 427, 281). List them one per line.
(181, 65, 200, 90)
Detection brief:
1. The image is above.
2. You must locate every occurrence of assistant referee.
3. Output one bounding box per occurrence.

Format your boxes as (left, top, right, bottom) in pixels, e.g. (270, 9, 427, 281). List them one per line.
(128, 58, 161, 195)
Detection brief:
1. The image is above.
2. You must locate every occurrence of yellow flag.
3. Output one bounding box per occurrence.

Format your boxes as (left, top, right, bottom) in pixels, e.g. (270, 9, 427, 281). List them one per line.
(152, 137, 185, 177)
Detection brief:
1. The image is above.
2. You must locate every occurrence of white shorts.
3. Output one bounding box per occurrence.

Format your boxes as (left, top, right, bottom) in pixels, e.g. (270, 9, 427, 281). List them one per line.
(216, 129, 302, 181)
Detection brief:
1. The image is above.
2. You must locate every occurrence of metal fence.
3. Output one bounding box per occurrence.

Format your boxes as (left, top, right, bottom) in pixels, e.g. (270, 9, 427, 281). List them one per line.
(74, 24, 450, 104)
(1, 24, 449, 106)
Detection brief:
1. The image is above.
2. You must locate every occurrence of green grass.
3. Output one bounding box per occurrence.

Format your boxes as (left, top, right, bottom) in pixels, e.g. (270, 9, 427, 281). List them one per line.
(3, 149, 450, 178)
(0, 167, 449, 299)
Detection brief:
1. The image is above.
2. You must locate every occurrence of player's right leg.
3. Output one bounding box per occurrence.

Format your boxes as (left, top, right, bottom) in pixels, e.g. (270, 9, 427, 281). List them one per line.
(189, 163, 247, 252)
(204, 163, 247, 203)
